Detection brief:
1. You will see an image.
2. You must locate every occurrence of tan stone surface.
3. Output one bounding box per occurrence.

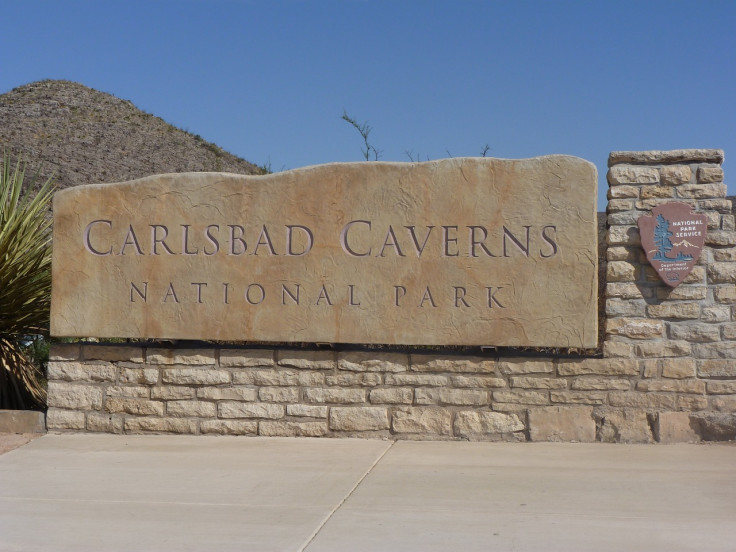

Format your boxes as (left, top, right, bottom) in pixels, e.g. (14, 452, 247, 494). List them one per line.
(528, 406, 596, 442)
(51, 157, 597, 347)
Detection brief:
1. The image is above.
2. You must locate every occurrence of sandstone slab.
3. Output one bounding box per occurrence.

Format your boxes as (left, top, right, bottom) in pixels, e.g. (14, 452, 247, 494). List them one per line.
(51, 157, 597, 347)
(528, 406, 596, 442)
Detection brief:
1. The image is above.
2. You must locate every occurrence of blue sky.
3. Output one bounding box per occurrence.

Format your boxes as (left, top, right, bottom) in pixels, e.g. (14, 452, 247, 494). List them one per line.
(1, 0, 734, 210)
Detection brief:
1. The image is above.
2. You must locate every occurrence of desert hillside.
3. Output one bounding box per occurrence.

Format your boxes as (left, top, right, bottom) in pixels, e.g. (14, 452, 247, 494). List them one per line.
(0, 80, 262, 189)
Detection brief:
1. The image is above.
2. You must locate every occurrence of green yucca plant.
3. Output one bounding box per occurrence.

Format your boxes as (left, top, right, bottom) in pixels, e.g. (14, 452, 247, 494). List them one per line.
(0, 155, 55, 409)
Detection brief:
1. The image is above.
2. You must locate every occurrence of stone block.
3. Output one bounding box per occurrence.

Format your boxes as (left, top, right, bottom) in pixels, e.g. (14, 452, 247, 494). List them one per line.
(596, 408, 653, 443)
(497, 359, 553, 375)
(49, 343, 80, 361)
(233, 368, 324, 387)
(607, 225, 640, 246)
(119, 367, 159, 385)
(705, 210, 722, 228)
(550, 391, 607, 405)
(677, 184, 727, 199)
(259, 421, 329, 437)
(338, 351, 408, 372)
(105, 398, 164, 416)
(690, 413, 736, 440)
(326, 373, 382, 386)
(147, 348, 216, 365)
(150, 386, 196, 400)
(708, 263, 736, 283)
(453, 411, 524, 438)
(606, 283, 647, 299)
(411, 355, 495, 373)
(609, 392, 677, 410)
(646, 303, 700, 320)
(528, 406, 595, 442)
(609, 149, 724, 165)
(47, 361, 117, 383)
(698, 360, 736, 377)
(698, 199, 732, 213)
(641, 360, 659, 378)
(714, 286, 736, 303)
(196, 387, 257, 401)
(682, 265, 706, 284)
(659, 165, 691, 186)
(677, 395, 708, 411)
(384, 373, 449, 386)
(636, 380, 705, 394)
(693, 342, 736, 358)
(369, 388, 413, 404)
(286, 404, 328, 418)
(557, 358, 639, 376)
(657, 286, 707, 301)
(0, 410, 46, 433)
(711, 395, 736, 412)
(276, 350, 334, 370)
(219, 349, 274, 367)
(608, 185, 640, 198)
(492, 390, 549, 405)
(606, 246, 641, 262)
(414, 388, 440, 405)
(218, 402, 284, 419)
(510, 377, 567, 390)
(162, 367, 230, 385)
(606, 318, 663, 339)
(607, 200, 637, 213)
(668, 323, 720, 342)
(640, 186, 674, 199)
(82, 345, 144, 363)
(697, 166, 723, 183)
(105, 385, 149, 398)
(86, 412, 124, 433)
(200, 420, 258, 435)
(303, 388, 366, 404)
(47, 382, 104, 410)
(713, 248, 736, 262)
(259, 386, 300, 403)
(571, 377, 630, 391)
(637, 198, 696, 211)
(46, 408, 85, 430)
(607, 165, 659, 185)
(700, 306, 731, 322)
(124, 417, 197, 434)
(166, 400, 217, 418)
(657, 412, 699, 443)
(661, 358, 696, 379)
(605, 299, 646, 317)
(392, 407, 452, 435)
(438, 389, 487, 406)
(449, 375, 507, 388)
(706, 230, 736, 247)
(723, 215, 735, 230)
(606, 261, 639, 282)
(634, 341, 691, 358)
(329, 407, 389, 431)
(707, 381, 736, 394)
(602, 341, 634, 358)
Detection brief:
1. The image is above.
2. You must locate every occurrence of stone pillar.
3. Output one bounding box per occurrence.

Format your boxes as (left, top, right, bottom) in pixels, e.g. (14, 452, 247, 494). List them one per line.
(605, 149, 735, 439)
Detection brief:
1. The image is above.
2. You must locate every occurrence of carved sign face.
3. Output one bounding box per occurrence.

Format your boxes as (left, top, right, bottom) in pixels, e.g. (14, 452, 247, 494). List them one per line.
(637, 202, 707, 288)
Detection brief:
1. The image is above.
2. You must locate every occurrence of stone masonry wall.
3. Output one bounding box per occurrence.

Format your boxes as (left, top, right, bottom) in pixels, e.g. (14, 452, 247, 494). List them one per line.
(45, 149, 736, 443)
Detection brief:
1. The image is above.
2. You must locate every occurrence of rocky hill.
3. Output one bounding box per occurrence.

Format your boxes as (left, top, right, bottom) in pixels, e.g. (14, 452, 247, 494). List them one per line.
(0, 80, 262, 189)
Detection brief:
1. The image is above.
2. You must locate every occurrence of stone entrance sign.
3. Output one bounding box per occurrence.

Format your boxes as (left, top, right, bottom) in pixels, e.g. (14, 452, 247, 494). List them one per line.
(51, 156, 597, 347)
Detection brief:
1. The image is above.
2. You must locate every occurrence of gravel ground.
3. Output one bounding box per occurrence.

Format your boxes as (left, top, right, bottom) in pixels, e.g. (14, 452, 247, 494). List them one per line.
(0, 433, 43, 455)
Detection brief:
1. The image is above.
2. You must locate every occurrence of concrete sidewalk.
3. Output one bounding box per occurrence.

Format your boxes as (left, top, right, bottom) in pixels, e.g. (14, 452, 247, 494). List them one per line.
(1, 435, 734, 551)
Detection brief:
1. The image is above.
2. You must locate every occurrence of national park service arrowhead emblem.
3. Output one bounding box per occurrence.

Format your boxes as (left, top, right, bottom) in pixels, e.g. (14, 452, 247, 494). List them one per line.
(637, 202, 707, 288)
